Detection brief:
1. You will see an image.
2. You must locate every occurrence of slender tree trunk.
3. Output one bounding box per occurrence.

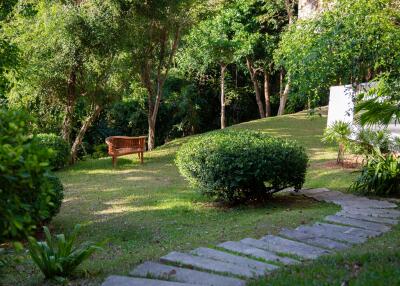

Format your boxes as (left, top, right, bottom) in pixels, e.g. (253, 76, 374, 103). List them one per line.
(246, 57, 265, 119)
(220, 63, 227, 129)
(264, 72, 272, 117)
(277, 70, 290, 116)
(139, 26, 181, 151)
(61, 70, 77, 143)
(70, 104, 102, 164)
(147, 115, 156, 151)
(278, 82, 290, 116)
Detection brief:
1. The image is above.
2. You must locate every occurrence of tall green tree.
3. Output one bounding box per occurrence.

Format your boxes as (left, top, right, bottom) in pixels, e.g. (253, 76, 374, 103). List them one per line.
(179, 6, 238, 129)
(7, 0, 127, 162)
(276, 0, 400, 105)
(231, 0, 289, 118)
(124, 0, 196, 150)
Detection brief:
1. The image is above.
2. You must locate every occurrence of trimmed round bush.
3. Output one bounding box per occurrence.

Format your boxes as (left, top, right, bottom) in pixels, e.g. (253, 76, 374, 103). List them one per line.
(176, 130, 308, 203)
(0, 109, 59, 241)
(35, 133, 70, 170)
(45, 174, 64, 220)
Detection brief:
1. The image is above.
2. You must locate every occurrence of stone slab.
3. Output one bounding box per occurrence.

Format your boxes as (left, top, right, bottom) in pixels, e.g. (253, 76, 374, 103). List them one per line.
(102, 275, 196, 286)
(258, 235, 331, 259)
(341, 207, 400, 219)
(324, 215, 391, 232)
(219, 240, 297, 265)
(295, 225, 366, 244)
(160, 252, 261, 278)
(316, 222, 381, 237)
(130, 262, 245, 286)
(337, 211, 399, 225)
(190, 247, 277, 272)
(297, 188, 331, 195)
(279, 229, 350, 250)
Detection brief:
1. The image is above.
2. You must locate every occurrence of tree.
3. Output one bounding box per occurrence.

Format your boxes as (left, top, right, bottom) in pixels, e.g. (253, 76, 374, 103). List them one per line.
(276, 0, 400, 106)
(7, 0, 126, 162)
(0, 0, 18, 101)
(231, 0, 289, 118)
(179, 7, 238, 129)
(124, 0, 196, 150)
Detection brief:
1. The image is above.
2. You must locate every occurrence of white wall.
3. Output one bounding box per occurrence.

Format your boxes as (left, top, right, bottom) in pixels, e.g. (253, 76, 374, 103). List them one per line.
(327, 83, 400, 138)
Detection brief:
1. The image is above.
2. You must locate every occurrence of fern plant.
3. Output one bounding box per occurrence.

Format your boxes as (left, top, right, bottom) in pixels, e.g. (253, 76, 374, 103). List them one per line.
(28, 225, 103, 279)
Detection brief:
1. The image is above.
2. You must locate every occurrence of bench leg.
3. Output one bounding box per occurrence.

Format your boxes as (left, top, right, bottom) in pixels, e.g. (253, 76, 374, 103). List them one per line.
(112, 156, 116, 167)
(140, 152, 144, 164)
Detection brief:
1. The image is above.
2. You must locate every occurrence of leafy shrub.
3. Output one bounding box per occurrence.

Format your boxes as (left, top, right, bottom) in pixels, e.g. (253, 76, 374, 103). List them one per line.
(176, 130, 308, 203)
(350, 149, 400, 196)
(91, 143, 108, 159)
(46, 174, 64, 220)
(0, 109, 57, 241)
(354, 128, 392, 155)
(28, 225, 103, 280)
(35, 133, 70, 170)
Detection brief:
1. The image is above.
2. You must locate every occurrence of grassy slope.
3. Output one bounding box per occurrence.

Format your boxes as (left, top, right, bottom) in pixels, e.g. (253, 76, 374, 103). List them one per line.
(3, 109, 397, 285)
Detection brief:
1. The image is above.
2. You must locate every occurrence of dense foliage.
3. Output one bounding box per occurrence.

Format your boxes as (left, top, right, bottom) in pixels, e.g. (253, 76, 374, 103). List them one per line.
(0, 109, 60, 241)
(276, 0, 400, 102)
(28, 225, 103, 280)
(46, 174, 64, 220)
(35, 134, 69, 170)
(350, 150, 400, 196)
(176, 130, 308, 203)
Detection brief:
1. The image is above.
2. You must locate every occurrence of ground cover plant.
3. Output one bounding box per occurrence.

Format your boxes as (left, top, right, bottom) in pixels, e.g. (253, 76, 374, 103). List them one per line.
(1, 109, 359, 285)
(176, 130, 308, 203)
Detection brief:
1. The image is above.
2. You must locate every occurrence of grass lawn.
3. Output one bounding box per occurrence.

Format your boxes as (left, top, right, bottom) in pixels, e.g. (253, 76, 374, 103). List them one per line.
(2, 109, 398, 286)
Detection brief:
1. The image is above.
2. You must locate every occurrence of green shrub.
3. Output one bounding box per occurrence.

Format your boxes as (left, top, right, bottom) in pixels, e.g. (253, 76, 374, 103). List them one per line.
(0, 109, 56, 241)
(176, 130, 308, 203)
(28, 225, 103, 280)
(46, 174, 64, 220)
(35, 133, 70, 170)
(349, 149, 400, 196)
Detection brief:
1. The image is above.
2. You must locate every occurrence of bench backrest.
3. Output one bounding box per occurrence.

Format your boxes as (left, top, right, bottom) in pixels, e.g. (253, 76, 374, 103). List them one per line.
(106, 136, 146, 151)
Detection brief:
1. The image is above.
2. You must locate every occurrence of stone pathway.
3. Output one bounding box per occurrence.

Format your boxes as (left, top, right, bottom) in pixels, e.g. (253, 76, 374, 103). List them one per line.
(102, 188, 399, 286)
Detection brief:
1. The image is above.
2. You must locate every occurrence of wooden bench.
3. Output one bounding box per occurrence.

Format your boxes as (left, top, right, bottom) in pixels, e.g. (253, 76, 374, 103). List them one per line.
(105, 136, 146, 167)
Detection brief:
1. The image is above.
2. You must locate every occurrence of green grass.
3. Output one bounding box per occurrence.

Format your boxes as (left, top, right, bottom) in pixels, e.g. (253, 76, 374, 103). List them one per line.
(2, 109, 397, 285)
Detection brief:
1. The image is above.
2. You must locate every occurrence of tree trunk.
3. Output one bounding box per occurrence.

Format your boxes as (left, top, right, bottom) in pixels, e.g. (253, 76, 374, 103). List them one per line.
(246, 57, 265, 119)
(277, 69, 290, 116)
(278, 82, 290, 116)
(61, 70, 77, 143)
(220, 64, 227, 129)
(70, 104, 102, 164)
(264, 72, 272, 117)
(147, 116, 156, 152)
(139, 26, 181, 151)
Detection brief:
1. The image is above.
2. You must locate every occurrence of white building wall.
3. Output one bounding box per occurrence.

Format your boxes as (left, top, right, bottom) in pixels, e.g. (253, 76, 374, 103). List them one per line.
(327, 84, 400, 139)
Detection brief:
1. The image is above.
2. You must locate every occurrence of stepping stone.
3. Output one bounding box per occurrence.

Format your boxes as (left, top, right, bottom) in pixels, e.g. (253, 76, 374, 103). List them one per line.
(130, 262, 245, 286)
(295, 225, 366, 244)
(190, 247, 278, 272)
(324, 215, 391, 233)
(316, 222, 382, 237)
(279, 229, 350, 250)
(258, 235, 331, 259)
(338, 200, 398, 209)
(337, 211, 399, 225)
(160, 252, 261, 278)
(298, 188, 331, 195)
(102, 275, 196, 286)
(219, 240, 297, 265)
(342, 207, 400, 219)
